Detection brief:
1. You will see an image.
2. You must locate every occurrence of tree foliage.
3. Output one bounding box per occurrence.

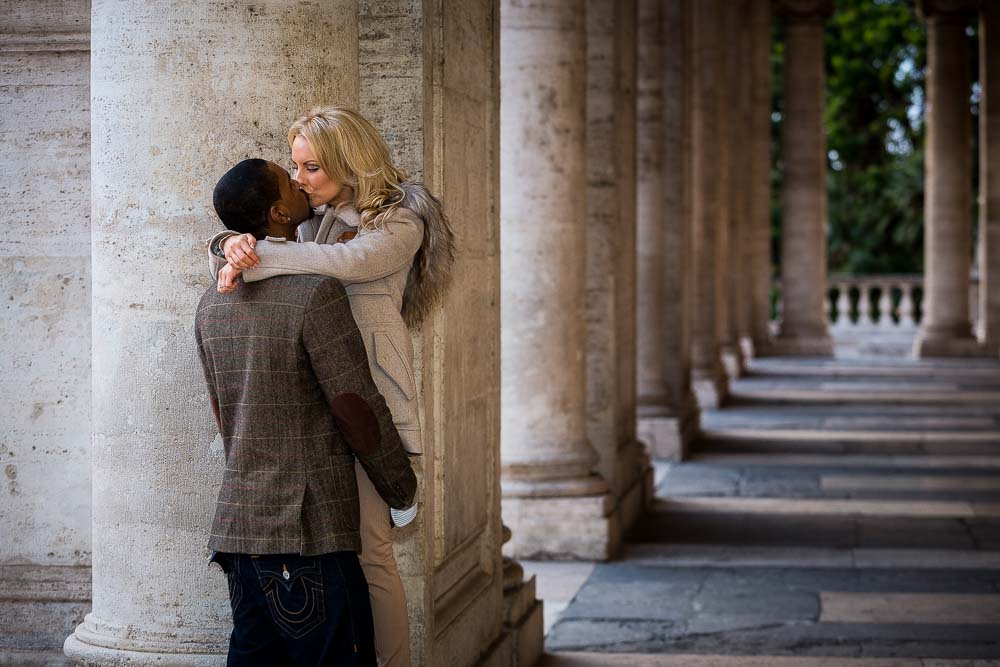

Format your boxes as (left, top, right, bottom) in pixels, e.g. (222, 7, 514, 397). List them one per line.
(769, 0, 979, 276)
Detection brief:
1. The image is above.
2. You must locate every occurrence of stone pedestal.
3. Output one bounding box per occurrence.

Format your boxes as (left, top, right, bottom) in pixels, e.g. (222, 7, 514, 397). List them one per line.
(500, 526, 544, 667)
(63, 3, 360, 664)
(915, 0, 983, 357)
(501, 0, 616, 561)
(636, 0, 699, 459)
(979, 3, 1000, 354)
(774, 1, 834, 357)
(690, 0, 729, 408)
(0, 3, 92, 663)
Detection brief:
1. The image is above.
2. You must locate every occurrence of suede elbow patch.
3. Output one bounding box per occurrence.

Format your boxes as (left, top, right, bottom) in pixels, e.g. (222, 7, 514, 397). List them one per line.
(329, 393, 382, 455)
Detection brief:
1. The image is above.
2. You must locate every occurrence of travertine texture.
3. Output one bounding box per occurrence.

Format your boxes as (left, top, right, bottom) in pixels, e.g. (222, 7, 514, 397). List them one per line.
(749, 0, 775, 351)
(916, 6, 981, 357)
(64, 2, 359, 663)
(360, 0, 519, 663)
(979, 4, 1000, 354)
(690, 0, 729, 409)
(734, 0, 756, 359)
(585, 0, 649, 532)
(775, 2, 834, 356)
(0, 0, 91, 661)
(636, 0, 698, 459)
(500, 0, 614, 560)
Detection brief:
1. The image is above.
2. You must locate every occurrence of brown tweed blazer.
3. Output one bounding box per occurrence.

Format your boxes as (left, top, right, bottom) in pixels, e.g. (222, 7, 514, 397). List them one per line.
(195, 274, 416, 556)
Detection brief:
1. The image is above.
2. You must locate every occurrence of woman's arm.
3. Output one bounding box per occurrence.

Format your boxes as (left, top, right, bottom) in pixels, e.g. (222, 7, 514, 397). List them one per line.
(242, 213, 424, 285)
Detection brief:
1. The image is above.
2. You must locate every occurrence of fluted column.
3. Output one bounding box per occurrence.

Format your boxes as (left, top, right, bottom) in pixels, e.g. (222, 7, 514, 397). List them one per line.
(915, 0, 981, 357)
(690, 0, 729, 408)
(636, 0, 699, 458)
(0, 4, 91, 662)
(774, 0, 834, 356)
(750, 0, 775, 352)
(501, 0, 616, 561)
(64, 3, 359, 663)
(979, 2, 1000, 354)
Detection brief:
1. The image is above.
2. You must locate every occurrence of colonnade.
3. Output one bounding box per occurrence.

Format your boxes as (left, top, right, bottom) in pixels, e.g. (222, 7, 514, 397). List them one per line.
(5, 0, 1000, 664)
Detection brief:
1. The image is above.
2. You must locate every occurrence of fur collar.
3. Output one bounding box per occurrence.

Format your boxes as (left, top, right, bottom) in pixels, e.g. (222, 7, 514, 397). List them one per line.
(397, 181, 455, 328)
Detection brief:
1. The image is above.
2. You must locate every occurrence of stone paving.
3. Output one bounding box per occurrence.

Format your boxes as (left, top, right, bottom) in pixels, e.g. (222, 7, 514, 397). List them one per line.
(540, 357, 1000, 665)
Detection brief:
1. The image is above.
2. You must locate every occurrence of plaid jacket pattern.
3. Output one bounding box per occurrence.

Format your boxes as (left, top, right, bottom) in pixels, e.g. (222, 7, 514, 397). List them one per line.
(195, 274, 417, 556)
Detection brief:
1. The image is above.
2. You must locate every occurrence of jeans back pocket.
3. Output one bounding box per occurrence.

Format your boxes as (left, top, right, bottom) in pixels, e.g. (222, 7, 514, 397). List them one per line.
(251, 556, 326, 639)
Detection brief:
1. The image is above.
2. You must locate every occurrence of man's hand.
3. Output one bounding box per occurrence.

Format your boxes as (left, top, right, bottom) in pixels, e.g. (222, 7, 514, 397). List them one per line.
(222, 233, 259, 270)
(217, 263, 241, 294)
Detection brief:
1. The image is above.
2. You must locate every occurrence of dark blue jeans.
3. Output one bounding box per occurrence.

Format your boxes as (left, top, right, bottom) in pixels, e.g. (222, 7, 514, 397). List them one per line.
(214, 551, 376, 666)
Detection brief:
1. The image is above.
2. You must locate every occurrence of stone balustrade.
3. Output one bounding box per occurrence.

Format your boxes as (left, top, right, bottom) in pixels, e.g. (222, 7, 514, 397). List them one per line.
(772, 274, 983, 331)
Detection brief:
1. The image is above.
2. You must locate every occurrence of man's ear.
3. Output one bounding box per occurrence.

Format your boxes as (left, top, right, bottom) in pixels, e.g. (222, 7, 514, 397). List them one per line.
(268, 203, 290, 224)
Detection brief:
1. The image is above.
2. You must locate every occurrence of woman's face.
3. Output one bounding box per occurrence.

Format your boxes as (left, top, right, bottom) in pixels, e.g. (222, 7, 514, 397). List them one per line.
(290, 135, 351, 208)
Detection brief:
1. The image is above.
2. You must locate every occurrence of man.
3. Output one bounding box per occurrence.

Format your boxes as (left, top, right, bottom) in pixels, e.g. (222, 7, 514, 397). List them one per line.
(195, 159, 416, 666)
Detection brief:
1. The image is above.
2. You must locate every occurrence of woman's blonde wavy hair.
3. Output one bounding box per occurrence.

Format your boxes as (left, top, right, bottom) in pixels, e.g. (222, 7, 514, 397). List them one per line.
(288, 106, 407, 231)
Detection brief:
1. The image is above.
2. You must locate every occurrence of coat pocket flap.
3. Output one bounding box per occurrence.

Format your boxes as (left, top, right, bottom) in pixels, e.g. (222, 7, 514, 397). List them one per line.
(373, 331, 416, 400)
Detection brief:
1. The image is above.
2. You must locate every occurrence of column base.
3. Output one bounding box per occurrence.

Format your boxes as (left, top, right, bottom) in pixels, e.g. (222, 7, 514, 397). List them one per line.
(501, 573, 544, 667)
(739, 335, 756, 361)
(637, 393, 700, 460)
(501, 491, 619, 560)
(769, 334, 834, 356)
(721, 344, 745, 379)
(691, 366, 729, 409)
(914, 332, 994, 358)
(0, 564, 90, 662)
(64, 612, 228, 666)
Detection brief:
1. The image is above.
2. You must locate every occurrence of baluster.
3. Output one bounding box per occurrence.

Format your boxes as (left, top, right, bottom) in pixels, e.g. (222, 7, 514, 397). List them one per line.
(878, 281, 894, 327)
(857, 283, 873, 327)
(899, 283, 916, 328)
(835, 283, 851, 327)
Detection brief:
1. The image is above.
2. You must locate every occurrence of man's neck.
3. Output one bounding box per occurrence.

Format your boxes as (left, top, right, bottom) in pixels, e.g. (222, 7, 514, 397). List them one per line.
(259, 223, 296, 240)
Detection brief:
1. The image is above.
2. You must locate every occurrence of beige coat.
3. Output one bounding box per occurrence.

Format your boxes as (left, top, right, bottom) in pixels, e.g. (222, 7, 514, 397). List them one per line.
(208, 203, 425, 454)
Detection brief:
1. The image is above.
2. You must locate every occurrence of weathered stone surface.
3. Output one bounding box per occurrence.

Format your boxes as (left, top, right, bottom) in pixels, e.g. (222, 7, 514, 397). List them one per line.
(775, 3, 833, 355)
(0, 1, 91, 662)
(64, 1, 359, 662)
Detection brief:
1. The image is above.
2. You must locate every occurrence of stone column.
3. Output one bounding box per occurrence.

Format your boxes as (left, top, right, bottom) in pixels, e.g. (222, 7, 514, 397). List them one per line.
(914, 0, 980, 357)
(773, 0, 834, 356)
(0, 3, 91, 662)
(501, 0, 617, 561)
(636, 0, 699, 459)
(734, 0, 757, 360)
(979, 2, 1000, 354)
(750, 0, 775, 353)
(586, 0, 651, 531)
(64, 3, 359, 663)
(690, 0, 729, 408)
(717, 1, 745, 378)
(361, 0, 533, 662)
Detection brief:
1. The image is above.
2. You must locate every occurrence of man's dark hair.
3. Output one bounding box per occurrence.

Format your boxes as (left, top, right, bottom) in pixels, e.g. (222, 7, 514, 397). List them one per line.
(213, 159, 281, 236)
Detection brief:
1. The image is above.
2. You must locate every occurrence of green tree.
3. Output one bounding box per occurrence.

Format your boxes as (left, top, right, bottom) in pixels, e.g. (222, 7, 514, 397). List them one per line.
(770, 0, 977, 277)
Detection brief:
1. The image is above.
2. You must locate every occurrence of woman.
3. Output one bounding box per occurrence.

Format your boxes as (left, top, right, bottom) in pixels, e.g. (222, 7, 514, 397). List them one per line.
(207, 107, 454, 667)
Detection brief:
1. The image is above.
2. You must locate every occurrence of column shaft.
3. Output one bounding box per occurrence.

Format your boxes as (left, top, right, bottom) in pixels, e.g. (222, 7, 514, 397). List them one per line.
(690, 0, 729, 408)
(636, 0, 698, 458)
(916, 6, 980, 356)
(586, 0, 650, 532)
(750, 0, 775, 350)
(501, 0, 615, 561)
(65, 2, 359, 662)
(979, 3, 1000, 352)
(775, 3, 834, 356)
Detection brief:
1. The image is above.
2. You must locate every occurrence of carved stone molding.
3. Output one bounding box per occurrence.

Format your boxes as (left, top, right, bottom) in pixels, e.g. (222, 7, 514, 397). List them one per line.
(0, 32, 89, 53)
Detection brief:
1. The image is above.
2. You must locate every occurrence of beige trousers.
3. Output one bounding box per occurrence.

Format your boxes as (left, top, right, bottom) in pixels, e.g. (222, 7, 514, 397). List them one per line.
(355, 460, 411, 667)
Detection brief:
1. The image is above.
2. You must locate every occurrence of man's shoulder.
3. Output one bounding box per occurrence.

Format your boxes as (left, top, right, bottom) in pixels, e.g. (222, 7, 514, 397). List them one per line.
(198, 275, 344, 308)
